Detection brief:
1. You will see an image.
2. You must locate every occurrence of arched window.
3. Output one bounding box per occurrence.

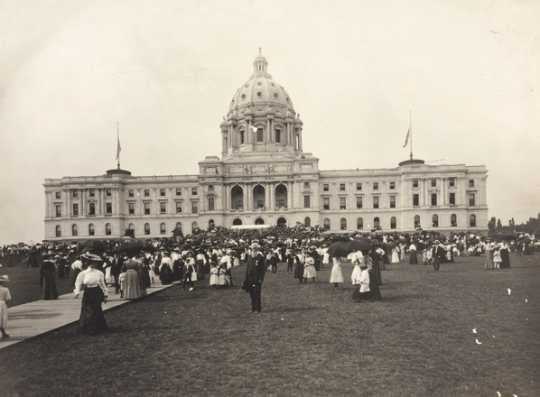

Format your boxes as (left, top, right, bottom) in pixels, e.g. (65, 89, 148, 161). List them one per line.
(253, 184, 266, 209)
(160, 222, 166, 235)
(105, 223, 112, 236)
(450, 214, 457, 227)
(232, 218, 242, 226)
(357, 217, 363, 230)
(323, 218, 331, 230)
(128, 223, 135, 231)
(88, 202, 95, 216)
(432, 214, 439, 228)
(390, 216, 397, 230)
(275, 184, 288, 209)
(469, 214, 477, 227)
(144, 223, 150, 235)
(191, 221, 198, 232)
(88, 223, 95, 236)
(239, 130, 245, 145)
(340, 217, 347, 230)
(414, 215, 421, 229)
(175, 222, 182, 231)
(373, 217, 380, 230)
(55, 225, 61, 237)
(277, 217, 287, 227)
(304, 217, 311, 227)
(255, 217, 265, 225)
(72, 224, 78, 236)
(231, 185, 244, 210)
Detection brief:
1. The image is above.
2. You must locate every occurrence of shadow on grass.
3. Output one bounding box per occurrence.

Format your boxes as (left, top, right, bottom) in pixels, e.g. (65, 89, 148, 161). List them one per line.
(264, 306, 322, 313)
(376, 294, 427, 302)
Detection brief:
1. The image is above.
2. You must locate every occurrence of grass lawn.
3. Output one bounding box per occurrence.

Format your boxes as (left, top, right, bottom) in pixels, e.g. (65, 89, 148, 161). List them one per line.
(0, 254, 539, 396)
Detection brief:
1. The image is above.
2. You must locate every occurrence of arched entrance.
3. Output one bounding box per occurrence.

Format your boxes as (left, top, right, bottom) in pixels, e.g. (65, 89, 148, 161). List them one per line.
(232, 218, 243, 226)
(255, 217, 265, 225)
(275, 184, 288, 209)
(277, 217, 287, 227)
(231, 185, 244, 210)
(253, 185, 266, 209)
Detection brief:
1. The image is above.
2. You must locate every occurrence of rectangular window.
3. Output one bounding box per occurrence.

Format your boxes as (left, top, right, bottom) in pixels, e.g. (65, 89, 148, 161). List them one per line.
(356, 196, 363, 209)
(275, 129, 281, 143)
(89, 189, 95, 197)
(412, 179, 419, 188)
(469, 179, 475, 188)
(431, 193, 437, 207)
(128, 203, 135, 215)
(449, 192, 456, 206)
(256, 128, 264, 142)
(176, 202, 182, 213)
(303, 195, 311, 209)
(373, 196, 379, 209)
(208, 185, 214, 193)
(192, 201, 198, 214)
(144, 202, 151, 215)
(240, 130, 245, 144)
(55, 204, 62, 217)
(356, 183, 362, 191)
(160, 188, 166, 197)
(192, 187, 198, 196)
(128, 189, 134, 197)
(413, 194, 419, 207)
(106, 188, 111, 197)
(144, 189, 150, 197)
(339, 183, 346, 192)
(176, 188, 182, 196)
(55, 191, 61, 199)
(469, 193, 476, 207)
(323, 184, 329, 192)
(106, 202, 112, 215)
(72, 203, 79, 217)
(340, 197, 346, 210)
(449, 178, 456, 188)
(390, 195, 396, 208)
(373, 182, 379, 191)
(160, 202, 167, 214)
(431, 179, 437, 187)
(208, 196, 215, 211)
(72, 190, 78, 198)
(323, 197, 330, 210)
(389, 181, 395, 190)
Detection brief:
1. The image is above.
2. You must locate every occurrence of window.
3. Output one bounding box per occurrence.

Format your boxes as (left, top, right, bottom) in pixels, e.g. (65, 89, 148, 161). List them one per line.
(144, 189, 150, 197)
(432, 214, 439, 228)
(323, 218, 331, 230)
(55, 204, 62, 217)
(469, 179, 475, 188)
(106, 188, 111, 197)
(55, 225, 61, 237)
(128, 203, 135, 215)
(449, 192, 456, 206)
(128, 189, 134, 197)
(451, 214, 457, 227)
(72, 203, 79, 217)
(144, 223, 150, 235)
(256, 127, 264, 142)
(176, 202, 182, 213)
(357, 217, 363, 230)
(303, 182, 310, 189)
(175, 222, 182, 233)
(412, 179, 419, 188)
(339, 197, 346, 210)
(431, 179, 437, 187)
(373, 217, 380, 230)
(192, 201, 198, 214)
(192, 187, 198, 196)
(339, 183, 346, 192)
(323, 184, 329, 192)
(175, 188, 182, 196)
(89, 189, 95, 197)
(105, 223, 112, 236)
(106, 202, 112, 215)
(340, 218, 347, 231)
(72, 224, 78, 236)
(192, 221, 198, 232)
(160, 201, 167, 214)
(390, 196, 396, 209)
(275, 129, 281, 143)
(413, 194, 419, 207)
(88, 223, 95, 236)
(208, 196, 215, 211)
(304, 217, 311, 227)
(72, 190, 78, 198)
(160, 222, 166, 235)
(240, 130, 245, 144)
(469, 214, 477, 227)
(55, 191, 61, 199)
(414, 215, 421, 229)
(356, 183, 362, 191)
(323, 197, 330, 210)
(356, 196, 363, 209)
(389, 181, 395, 190)
(144, 202, 151, 215)
(449, 178, 456, 188)
(373, 182, 379, 191)
(373, 196, 379, 209)
(390, 216, 397, 229)
(88, 203, 95, 216)
(431, 193, 437, 207)
(160, 188, 166, 197)
(303, 195, 311, 209)
(469, 193, 476, 207)
(208, 185, 214, 193)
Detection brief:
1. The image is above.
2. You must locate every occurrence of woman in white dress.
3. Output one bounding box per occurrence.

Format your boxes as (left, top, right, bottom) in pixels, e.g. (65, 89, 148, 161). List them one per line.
(303, 253, 317, 282)
(391, 246, 400, 264)
(329, 257, 344, 287)
(350, 257, 363, 286)
(209, 264, 218, 287)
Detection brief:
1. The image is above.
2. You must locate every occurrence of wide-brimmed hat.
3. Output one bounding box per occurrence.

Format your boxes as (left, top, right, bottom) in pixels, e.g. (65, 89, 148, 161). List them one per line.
(0, 275, 9, 283)
(81, 253, 102, 262)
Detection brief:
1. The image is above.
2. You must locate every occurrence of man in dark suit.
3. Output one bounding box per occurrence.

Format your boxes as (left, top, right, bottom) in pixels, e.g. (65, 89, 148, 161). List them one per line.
(432, 241, 445, 271)
(243, 248, 266, 313)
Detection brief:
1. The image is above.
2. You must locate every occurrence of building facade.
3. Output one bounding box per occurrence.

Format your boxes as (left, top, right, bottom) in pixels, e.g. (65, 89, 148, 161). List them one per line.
(44, 53, 488, 240)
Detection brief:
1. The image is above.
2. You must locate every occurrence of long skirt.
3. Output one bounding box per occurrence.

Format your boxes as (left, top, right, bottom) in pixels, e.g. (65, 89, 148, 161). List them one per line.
(351, 265, 362, 285)
(352, 289, 371, 302)
(501, 249, 511, 268)
(124, 270, 142, 299)
(409, 252, 418, 264)
(391, 250, 400, 264)
(42, 274, 58, 300)
(294, 263, 304, 280)
(303, 265, 317, 280)
(79, 287, 108, 335)
(0, 301, 7, 328)
(329, 262, 344, 284)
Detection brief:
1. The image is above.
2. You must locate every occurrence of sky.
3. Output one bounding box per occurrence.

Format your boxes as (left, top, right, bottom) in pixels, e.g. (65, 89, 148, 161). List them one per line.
(0, 0, 539, 244)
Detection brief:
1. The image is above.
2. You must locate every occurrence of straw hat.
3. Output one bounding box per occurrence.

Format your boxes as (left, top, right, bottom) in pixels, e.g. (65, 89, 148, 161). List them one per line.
(0, 275, 10, 283)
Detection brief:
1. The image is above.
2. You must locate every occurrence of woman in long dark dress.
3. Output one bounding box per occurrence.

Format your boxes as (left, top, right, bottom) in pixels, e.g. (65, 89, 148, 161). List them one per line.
(40, 257, 58, 300)
(74, 254, 109, 335)
(293, 253, 304, 283)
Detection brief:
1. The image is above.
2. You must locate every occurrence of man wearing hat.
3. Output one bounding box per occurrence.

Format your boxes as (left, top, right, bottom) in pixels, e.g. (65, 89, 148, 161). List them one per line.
(40, 252, 58, 300)
(242, 248, 266, 313)
(0, 275, 12, 339)
(431, 241, 444, 272)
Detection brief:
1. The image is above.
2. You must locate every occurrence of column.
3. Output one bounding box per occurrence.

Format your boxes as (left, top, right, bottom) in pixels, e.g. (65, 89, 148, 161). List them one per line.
(267, 118, 272, 143)
(269, 183, 274, 210)
(298, 131, 303, 151)
(66, 189, 71, 218)
(81, 189, 85, 216)
(288, 182, 293, 209)
(265, 183, 271, 210)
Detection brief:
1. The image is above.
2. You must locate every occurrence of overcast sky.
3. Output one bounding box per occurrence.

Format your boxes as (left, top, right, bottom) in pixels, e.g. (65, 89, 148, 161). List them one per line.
(0, 0, 539, 243)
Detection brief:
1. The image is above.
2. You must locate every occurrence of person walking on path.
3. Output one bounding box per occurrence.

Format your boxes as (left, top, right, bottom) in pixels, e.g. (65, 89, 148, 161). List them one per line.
(0, 275, 12, 339)
(329, 257, 344, 287)
(40, 254, 58, 300)
(243, 248, 266, 313)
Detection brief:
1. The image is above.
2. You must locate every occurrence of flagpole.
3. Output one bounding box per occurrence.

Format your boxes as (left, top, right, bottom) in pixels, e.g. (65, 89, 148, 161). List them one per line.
(409, 110, 413, 160)
(116, 121, 120, 169)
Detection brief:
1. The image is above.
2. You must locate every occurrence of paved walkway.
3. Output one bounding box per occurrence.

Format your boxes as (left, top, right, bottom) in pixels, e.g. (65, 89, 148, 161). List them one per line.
(0, 281, 176, 350)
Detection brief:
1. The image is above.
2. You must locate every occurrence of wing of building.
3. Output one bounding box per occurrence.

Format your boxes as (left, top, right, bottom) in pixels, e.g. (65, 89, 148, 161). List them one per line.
(43, 53, 488, 240)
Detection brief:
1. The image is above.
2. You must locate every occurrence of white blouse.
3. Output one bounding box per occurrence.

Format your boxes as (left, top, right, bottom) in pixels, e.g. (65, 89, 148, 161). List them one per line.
(74, 268, 108, 297)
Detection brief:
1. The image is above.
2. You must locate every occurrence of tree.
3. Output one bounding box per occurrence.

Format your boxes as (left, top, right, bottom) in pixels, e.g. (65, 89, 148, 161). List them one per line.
(496, 219, 503, 232)
(488, 217, 497, 233)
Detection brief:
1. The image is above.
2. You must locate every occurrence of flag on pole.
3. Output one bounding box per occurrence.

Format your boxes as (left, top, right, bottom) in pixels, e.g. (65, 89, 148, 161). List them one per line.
(402, 126, 410, 148)
(116, 125, 121, 161)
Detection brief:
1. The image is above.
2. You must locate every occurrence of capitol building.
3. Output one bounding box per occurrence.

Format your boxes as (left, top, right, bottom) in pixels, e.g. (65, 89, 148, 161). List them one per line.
(44, 53, 488, 240)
